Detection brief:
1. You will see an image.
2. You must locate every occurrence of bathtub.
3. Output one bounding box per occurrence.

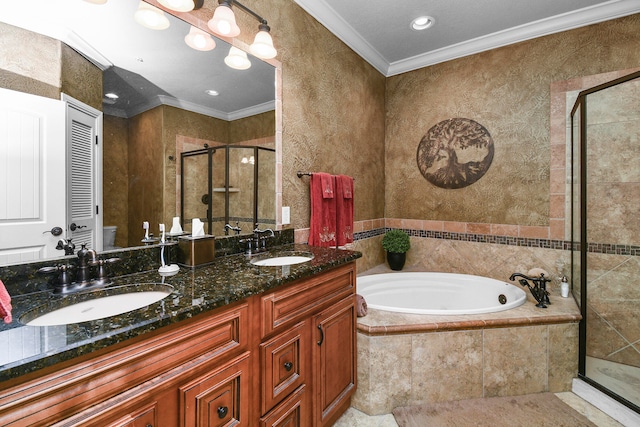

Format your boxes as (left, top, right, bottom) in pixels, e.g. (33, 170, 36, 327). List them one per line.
(357, 272, 526, 315)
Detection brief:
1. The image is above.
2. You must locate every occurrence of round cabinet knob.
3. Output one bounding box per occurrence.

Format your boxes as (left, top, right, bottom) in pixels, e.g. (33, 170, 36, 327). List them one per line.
(217, 406, 228, 419)
(283, 361, 293, 371)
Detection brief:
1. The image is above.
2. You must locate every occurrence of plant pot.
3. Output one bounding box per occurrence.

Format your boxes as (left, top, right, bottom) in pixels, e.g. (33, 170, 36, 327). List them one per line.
(386, 252, 406, 271)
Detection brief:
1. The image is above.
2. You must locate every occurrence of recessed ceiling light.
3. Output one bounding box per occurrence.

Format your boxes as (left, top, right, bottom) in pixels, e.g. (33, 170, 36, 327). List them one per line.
(205, 90, 219, 96)
(105, 93, 119, 99)
(411, 16, 434, 31)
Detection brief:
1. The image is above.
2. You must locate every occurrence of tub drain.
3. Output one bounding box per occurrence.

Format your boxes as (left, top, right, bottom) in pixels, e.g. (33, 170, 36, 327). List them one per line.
(498, 294, 507, 305)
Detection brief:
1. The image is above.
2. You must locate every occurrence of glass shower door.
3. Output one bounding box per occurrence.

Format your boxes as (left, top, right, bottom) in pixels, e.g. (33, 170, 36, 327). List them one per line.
(573, 72, 640, 411)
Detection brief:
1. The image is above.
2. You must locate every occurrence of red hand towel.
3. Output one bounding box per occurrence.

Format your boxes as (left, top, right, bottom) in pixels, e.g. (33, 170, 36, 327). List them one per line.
(309, 173, 336, 247)
(0, 280, 12, 324)
(336, 175, 354, 246)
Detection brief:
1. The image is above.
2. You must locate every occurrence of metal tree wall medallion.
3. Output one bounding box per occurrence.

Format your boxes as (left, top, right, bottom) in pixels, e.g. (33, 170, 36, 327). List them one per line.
(416, 118, 495, 189)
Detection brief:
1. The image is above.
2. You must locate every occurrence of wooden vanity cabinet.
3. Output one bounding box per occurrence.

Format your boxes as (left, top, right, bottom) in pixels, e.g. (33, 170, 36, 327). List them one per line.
(0, 301, 251, 427)
(0, 261, 357, 427)
(258, 262, 357, 427)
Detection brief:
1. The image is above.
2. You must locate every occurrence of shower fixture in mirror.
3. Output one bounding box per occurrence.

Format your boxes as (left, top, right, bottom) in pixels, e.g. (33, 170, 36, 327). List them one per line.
(0, 0, 280, 266)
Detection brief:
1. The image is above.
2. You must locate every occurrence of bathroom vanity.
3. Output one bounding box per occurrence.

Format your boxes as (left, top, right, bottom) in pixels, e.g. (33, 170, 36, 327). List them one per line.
(0, 245, 360, 427)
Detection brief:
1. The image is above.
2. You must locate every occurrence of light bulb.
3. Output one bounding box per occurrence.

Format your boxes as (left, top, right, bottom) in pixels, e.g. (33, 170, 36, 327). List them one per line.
(158, 0, 195, 12)
(185, 26, 216, 51)
(134, 2, 170, 30)
(208, 3, 240, 37)
(224, 46, 251, 70)
(250, 28, 277, 59)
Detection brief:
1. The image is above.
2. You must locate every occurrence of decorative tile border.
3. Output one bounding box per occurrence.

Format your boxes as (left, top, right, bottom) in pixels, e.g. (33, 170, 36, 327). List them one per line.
(349, 224, 638, 256)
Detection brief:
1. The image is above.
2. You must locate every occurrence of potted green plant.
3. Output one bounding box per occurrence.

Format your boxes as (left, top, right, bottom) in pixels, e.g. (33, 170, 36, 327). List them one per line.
(381, 229, 411, 270)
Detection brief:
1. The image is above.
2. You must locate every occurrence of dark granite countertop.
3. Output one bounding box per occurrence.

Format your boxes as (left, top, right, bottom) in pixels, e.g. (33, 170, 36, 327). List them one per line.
(0, 244, 361, 382)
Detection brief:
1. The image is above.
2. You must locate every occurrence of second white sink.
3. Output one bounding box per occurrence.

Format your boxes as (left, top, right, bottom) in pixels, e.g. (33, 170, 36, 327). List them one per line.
(250, 252, 314, 267)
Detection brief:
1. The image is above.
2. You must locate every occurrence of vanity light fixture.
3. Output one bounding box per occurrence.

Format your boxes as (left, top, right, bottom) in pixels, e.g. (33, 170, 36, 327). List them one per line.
(411, 15, 435, 31)
(208, 1, 241, 37)
(185, 25, 216, 51)
(134, 1, 170, 30)
(158, 0, 204, 13)
(224, 46, 251, 70)
(208, 0, 277, 60)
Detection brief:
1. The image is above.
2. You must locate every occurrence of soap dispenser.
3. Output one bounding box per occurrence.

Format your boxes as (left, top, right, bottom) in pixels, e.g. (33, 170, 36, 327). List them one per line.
(560, 276, 570, 298)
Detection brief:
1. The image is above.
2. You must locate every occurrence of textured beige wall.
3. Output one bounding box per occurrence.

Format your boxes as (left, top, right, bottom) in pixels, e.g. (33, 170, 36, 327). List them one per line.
(385, 14, 640, 227)
(229, 111, 275, 144)
(60, 44, 102, 111)
(0, 22, 60, 99)
(128, 107, 164, 246)
(103, 115, 129, 248)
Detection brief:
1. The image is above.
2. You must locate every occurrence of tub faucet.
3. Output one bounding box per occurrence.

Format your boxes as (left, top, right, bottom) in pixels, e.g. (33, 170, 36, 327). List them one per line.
(509, 272, 549, 308)
(224, 222, 242, 235)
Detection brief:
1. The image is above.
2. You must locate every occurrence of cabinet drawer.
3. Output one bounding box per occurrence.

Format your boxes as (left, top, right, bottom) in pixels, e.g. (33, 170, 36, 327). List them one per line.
(261, 263, 355, 338)
(179, 352, 251, 427)
(260, 385, 308, 427)
(260, 321, 308, 414)
(107, 402, 157, 427)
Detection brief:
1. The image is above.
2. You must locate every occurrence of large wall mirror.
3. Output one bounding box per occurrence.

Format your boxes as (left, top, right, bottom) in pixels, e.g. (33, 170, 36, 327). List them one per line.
(0, 0, 281, 265)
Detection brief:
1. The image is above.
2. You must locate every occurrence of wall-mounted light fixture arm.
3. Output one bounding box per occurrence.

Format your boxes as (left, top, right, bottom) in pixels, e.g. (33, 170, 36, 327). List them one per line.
(223, 0, 268, 26)
(210, 0, 278, 61)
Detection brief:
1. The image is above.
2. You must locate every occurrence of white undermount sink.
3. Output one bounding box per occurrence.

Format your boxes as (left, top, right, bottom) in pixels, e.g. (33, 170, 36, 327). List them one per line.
(250, 252, 314, 267)
(21, 284, 173, 327)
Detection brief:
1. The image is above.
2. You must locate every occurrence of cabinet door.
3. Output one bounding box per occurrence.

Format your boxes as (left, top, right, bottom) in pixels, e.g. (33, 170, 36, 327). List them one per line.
(260, 321, 308, 414)
(312, 297, 356, 427)
(179, 352, 251, 427)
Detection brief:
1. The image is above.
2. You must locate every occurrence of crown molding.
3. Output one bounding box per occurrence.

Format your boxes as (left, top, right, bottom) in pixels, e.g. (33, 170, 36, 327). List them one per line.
(295, 0, 640, 77)
(294, 0, 389, 75)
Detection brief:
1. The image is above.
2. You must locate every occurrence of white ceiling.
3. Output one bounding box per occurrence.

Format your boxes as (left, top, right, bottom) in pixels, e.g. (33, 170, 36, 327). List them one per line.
(295, 0, 640, 76)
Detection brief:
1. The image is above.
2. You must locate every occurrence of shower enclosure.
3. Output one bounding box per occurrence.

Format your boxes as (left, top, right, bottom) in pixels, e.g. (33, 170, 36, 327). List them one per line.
(570, 70, 640, 412)
(180, 145, 275, 236)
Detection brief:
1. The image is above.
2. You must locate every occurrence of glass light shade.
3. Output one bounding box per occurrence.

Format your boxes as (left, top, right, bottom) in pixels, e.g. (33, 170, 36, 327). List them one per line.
(207, 4, 240, 38)
(185, 26, 216, 51)
(134, 2, 170, 30)
(224, 46, 251, 70)
(158, 0, 195, 12)
(250, 30, 277, 59)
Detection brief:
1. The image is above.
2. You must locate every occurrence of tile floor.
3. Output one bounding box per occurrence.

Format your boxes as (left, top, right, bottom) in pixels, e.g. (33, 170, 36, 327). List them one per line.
(334, 392, 625, 426)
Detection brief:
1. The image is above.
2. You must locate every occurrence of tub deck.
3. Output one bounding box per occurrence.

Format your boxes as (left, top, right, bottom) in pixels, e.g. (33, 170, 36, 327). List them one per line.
(357, 266, 582, 335)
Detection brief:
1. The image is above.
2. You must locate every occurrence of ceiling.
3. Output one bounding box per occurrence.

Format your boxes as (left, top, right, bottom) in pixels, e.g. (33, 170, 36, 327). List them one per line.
(295, 0, 640, 76)
(0, 0, 275, 120)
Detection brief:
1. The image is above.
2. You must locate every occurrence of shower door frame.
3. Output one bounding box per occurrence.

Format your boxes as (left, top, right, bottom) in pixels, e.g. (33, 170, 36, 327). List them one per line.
(570, 69, 640, 413)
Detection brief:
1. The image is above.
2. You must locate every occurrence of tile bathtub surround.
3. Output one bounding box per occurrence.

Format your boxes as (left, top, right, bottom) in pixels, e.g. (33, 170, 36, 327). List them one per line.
(354, 279, 581, 415)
